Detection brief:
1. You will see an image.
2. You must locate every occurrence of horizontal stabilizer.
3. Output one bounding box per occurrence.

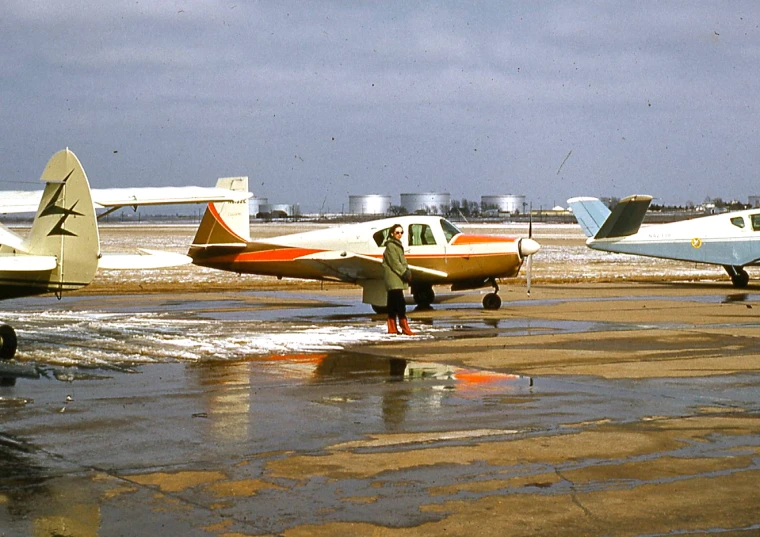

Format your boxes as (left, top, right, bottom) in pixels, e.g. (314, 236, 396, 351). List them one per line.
(595, 195, 652, 239)
(189, 242, 248, 250)
(98, 249, 192, 270)
(0, 223, 25, 251)
(0, 254, 58, 272)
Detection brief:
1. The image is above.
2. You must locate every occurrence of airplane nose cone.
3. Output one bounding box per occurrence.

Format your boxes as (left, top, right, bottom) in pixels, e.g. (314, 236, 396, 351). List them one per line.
(519, 238, 540, 257)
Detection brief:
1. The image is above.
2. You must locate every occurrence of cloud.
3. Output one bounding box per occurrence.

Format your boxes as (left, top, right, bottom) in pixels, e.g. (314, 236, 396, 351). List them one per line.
(1, 2, 759, 208)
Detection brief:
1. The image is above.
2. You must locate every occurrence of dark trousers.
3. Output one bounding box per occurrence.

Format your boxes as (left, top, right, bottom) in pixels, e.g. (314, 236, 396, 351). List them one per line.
(387, 289, 406, 318)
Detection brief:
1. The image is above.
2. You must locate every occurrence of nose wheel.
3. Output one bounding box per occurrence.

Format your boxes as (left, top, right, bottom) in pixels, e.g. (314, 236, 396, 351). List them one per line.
(482, 278, 502, 310)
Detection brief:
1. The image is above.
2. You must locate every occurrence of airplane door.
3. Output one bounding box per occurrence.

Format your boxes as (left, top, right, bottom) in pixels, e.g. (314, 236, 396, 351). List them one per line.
(406, 223, 441, 271)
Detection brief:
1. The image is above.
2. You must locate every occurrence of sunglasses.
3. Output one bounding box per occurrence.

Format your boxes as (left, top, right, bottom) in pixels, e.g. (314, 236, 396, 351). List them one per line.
(394, 230, 403, 235)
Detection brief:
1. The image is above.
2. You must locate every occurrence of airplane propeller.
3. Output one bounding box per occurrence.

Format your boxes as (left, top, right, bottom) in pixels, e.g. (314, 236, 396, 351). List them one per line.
(518, 209, 539, 296)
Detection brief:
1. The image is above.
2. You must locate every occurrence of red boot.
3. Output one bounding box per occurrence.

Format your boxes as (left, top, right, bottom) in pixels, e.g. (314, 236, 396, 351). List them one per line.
(399, 317, 416, 336)
(387, 317, 400, 335)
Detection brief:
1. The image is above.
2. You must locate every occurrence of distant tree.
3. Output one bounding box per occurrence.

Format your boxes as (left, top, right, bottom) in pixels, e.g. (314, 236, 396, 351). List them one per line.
(459, 198, 471, 217)
(388, 205, 407, 216)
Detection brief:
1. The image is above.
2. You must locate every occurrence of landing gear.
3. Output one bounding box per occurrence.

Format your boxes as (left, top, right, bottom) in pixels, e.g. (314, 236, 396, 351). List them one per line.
(482, 278, 502, 310)
(724, 266, 750, 288)
(483, 293, 502, 310)
(411, 284, 435, 309)
(371, 304, 389, 314)
(0, 324, 17, 360)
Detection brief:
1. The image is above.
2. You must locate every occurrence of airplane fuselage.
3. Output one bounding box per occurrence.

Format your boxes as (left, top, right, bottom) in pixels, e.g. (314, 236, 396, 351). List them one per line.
(190, 215, 526, 286)
(587, 209, 760, 267)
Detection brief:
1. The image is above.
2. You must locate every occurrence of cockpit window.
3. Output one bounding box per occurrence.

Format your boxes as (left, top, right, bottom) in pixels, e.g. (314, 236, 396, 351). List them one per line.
(408, 224, 437, 246)
(751, 214, 760, 231)
(440, 218, 462, 243)
(731, 217, 745, 229)
(373, 227, 393, 247)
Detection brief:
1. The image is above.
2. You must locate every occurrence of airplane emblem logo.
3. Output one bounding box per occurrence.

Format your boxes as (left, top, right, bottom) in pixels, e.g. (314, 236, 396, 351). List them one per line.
(40, 169, 85, 237)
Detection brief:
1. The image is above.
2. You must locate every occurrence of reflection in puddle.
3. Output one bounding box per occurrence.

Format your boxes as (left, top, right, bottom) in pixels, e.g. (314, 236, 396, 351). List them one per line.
(259, 352, 531, 397)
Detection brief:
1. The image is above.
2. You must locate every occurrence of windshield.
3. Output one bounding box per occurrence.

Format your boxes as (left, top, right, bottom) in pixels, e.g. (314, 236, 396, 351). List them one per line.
(440, 218, 462, 243)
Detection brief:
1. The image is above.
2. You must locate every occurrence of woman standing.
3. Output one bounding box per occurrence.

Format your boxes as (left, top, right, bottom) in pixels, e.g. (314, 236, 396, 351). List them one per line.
(382, 224, 415, 336)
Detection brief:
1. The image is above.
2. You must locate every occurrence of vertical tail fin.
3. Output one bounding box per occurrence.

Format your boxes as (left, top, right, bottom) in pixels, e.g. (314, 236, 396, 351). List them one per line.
(568, 195, 653, 239)
(191, 176, 251, 247)
(0, 149, 100, 297)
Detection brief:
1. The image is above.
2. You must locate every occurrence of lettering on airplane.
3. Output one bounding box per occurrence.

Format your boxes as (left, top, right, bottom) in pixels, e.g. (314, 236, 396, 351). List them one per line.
(644, 231, 672, 239)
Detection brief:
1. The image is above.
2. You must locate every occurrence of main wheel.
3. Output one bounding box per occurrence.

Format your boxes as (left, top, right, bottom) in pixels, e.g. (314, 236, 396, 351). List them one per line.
(731, 269, 750, 288)
(0, 324, 17, 360)
(371, 304, 389, 314)
(412, 284, 435, 308)
(482, 293, 502, 310)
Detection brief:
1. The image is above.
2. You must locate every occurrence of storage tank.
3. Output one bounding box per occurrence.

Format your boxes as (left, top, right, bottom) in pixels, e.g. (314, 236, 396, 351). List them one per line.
(400, 192, 451, 215)
(249, 197, 268, 217)
(481, 195, 526, 214)
(349, 194, 392, 215)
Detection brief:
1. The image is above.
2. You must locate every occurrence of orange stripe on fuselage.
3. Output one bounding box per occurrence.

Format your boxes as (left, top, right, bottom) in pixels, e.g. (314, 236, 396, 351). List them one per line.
(210, 247, 324, 264)
(451, 234, 517, 245)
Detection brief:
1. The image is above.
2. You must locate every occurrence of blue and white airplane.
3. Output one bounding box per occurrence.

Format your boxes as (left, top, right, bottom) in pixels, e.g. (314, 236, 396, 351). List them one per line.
(568, 194, 760, 288)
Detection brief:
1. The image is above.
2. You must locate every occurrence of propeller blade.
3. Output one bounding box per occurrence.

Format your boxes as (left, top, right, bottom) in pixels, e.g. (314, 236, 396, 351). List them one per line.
(529, 209, 533, 239)
(526, 254, 532, 296)
(527, 204, 534, 296)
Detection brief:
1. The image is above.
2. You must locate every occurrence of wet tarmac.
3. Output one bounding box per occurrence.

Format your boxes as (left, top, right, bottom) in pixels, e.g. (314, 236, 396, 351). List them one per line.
(1, 284, 760, 535)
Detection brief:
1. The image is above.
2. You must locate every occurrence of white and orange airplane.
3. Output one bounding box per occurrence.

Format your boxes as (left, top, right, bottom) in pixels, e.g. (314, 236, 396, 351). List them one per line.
(188, 178, 540, 312)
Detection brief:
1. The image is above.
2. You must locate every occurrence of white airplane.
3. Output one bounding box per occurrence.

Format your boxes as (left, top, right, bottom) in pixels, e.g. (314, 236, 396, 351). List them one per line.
(0, 149, 250, 360)
(568, 194, 760, 287)
(188, 178, 540, 312)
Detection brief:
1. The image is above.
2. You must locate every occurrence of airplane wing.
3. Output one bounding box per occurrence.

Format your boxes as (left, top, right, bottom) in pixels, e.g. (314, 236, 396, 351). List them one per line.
(91, 186, 251, 208)
(98, 249, 192, 270)
(0, 186, 251, 214)
(297, 250, 448, 282)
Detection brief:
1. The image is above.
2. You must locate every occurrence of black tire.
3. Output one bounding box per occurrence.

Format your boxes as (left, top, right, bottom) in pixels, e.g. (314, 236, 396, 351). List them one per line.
(482, 293, 502, 310)
(412, 284, 435, 307)
(371, 304, 389, 314)
(0, 324, 17, 360)
(731, 269, 750, 288)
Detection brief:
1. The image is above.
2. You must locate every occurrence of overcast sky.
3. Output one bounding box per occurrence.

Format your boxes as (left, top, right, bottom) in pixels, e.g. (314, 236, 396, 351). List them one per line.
(2, 1, 758, 212)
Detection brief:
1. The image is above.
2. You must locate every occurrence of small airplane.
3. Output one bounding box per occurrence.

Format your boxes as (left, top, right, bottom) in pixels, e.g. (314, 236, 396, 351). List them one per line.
(0, 149, 250, 361)
(188, 178, 540, 312)
(568, 194, 760, 288)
